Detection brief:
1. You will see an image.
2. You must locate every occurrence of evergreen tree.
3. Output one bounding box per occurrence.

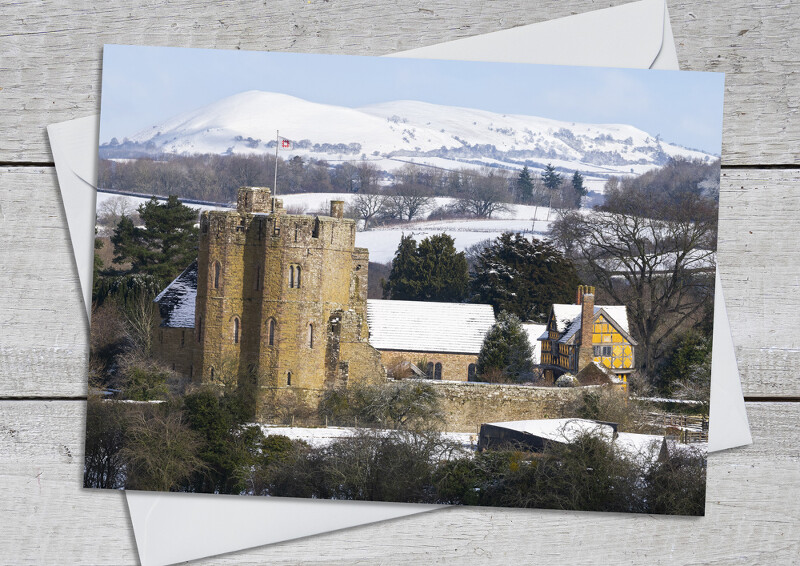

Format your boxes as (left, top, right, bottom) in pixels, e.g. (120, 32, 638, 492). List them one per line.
(415, 234, 469, 302)
(383, 234, 469, 302)
(541, 163, 563, 192)
(471, 232, 579, 322)
(517, 166, 534, 202)
(572, 170, 587, 203)
(382, 235, 422, 300)
(111, 195, 199, 282)
(476, 311, 534, 382)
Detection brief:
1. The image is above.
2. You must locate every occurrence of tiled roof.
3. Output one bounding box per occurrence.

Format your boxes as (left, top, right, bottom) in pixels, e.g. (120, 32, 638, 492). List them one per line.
(366, 299, 495, 354)
(154, 261, 197, 328)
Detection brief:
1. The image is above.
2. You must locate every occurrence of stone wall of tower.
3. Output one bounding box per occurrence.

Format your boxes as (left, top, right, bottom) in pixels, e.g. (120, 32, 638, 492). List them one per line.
(192, 187, 384, 408)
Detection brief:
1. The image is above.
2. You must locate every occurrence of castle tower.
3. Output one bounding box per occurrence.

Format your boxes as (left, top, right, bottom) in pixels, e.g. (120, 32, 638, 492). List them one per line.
(192, 187, 381, 404)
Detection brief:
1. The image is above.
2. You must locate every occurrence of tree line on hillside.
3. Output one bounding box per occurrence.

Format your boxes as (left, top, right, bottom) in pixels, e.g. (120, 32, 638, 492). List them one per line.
(99, 153, 589, 218)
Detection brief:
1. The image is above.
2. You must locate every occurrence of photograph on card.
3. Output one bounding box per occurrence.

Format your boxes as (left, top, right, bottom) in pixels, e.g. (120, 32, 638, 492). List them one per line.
(86, 45, 723, 515)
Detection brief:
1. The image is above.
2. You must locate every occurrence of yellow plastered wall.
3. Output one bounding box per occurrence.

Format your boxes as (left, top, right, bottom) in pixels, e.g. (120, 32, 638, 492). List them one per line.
(591, 315, 633, 370)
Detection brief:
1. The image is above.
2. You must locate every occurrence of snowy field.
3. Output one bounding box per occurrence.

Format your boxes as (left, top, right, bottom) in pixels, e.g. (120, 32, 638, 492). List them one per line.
(97, 190, 557, 264)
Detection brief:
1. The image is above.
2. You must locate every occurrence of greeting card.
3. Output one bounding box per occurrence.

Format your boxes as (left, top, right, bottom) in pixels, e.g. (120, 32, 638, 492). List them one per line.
(86, 45, 723, 515)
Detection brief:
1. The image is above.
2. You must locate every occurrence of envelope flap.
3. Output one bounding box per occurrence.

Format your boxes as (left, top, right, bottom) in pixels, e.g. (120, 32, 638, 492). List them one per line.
(391, 0, 666, 69)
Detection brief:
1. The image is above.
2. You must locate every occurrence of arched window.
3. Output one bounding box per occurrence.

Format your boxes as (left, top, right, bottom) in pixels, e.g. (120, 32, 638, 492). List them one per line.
(296, 266, 302, 288)
(197, 316, 203, 342)
(426, 362, 434, 378)
(289, 265, 295, 288)
(287, 371, 292, 386)
(233, 317, 240, 344)
(210, 366, 215, 380)
(434, 362, 443, 380)
(468, 363, 477, 382)
(213, 261, 221, 289)
(308, 323, 314, 348)
(255, 265, 261, 290)
(267, 318, 276, 346)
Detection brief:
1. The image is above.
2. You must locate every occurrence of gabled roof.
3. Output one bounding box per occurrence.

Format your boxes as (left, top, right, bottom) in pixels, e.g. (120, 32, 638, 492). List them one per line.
(366, 299, 495, 355)
(154, 261, 197, 328)
(546, 304, 635, 345)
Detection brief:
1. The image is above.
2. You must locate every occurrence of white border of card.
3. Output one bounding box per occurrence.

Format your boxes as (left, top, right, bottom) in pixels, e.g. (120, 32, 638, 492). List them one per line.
(48, 1, 750, 564)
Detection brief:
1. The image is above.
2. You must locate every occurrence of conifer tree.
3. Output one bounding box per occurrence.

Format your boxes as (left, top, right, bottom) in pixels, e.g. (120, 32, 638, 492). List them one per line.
(476, 311, 534, 382)
(517, 166, 534, 202)
(383, 233, 468, 302)
(111, 195, 199, 282)
(541, 163, 563, 192)
(471, 232, 579, 322)
(382, 235, 422, 300)
(415, 234, 469, 302)
(572, 171, 587, 206)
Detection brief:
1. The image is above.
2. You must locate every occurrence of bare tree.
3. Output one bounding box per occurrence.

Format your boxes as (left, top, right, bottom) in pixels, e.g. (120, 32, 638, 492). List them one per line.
(550, 208, 716, 374)
(457, 168, 512, 218)
(121, 408, 205, 491)
(123, 291, 160, 358)
(348, 193, 386, 230)
(97, 196, 139, 233)
(355, 161, 381, 193)
(386, 182, 433, 222)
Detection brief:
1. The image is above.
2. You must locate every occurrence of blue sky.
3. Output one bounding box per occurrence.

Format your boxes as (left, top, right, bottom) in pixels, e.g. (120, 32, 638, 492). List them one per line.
(100, 45, 725, 154)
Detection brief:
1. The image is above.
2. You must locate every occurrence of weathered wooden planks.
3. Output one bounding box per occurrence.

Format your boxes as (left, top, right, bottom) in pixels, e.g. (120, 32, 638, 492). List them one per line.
(2, 166, 799, 397)
(0, 1, 797, 164)
(0, 400, 797, 564)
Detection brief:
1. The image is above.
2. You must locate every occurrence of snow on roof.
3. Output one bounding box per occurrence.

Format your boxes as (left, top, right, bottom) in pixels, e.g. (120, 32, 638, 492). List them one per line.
(551, 304, 630, 344)
(154, 261, 197, 328)
(485, 418, 695, 461)
(485, 418, 615, 443)
(552, 304, 630, 334)
(522, 323, 547, 364)
(366, 299, 495, 354)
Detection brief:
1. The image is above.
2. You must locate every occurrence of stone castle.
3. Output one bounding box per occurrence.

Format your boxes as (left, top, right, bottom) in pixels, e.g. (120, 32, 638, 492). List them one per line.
(152, 186, 385, 405)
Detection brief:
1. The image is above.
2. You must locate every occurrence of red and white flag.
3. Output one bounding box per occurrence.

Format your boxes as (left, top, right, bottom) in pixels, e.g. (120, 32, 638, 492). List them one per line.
(279, 137, 292, 150)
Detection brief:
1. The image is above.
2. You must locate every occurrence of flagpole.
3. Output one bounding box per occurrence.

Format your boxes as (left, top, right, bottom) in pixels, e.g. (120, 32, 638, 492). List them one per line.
(274, 129, 279, 196)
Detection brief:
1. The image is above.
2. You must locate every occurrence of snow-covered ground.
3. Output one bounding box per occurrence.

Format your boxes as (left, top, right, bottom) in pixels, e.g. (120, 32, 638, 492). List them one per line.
(96, 190, 556, 264)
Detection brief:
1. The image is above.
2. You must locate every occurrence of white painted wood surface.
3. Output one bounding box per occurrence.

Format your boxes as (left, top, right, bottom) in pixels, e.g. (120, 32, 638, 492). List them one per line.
(1, 401, 798, 564)
(1, 1, 798, 564)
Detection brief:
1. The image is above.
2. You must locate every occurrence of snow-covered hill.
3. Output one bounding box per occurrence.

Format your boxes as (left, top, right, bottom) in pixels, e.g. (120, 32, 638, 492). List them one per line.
(103, 90, 716, 180)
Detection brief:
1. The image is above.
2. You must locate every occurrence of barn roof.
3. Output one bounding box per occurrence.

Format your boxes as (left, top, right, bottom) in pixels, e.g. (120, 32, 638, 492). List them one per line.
(366, 299, 495, 355)
(154, 261, 197, 328)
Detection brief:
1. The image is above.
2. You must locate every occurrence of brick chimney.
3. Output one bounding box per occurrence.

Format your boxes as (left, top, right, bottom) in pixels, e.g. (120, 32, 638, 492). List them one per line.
(577, 285, 596, 371)
(330, 200, 344, 219)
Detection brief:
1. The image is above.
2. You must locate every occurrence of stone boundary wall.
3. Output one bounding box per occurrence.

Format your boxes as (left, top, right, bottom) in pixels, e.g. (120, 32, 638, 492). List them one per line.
(425, 379, 601, 433)
(254, 379, 615, 431)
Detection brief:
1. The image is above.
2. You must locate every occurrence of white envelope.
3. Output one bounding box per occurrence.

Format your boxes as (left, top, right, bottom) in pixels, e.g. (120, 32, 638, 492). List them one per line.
(48, 1, 750, 564)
